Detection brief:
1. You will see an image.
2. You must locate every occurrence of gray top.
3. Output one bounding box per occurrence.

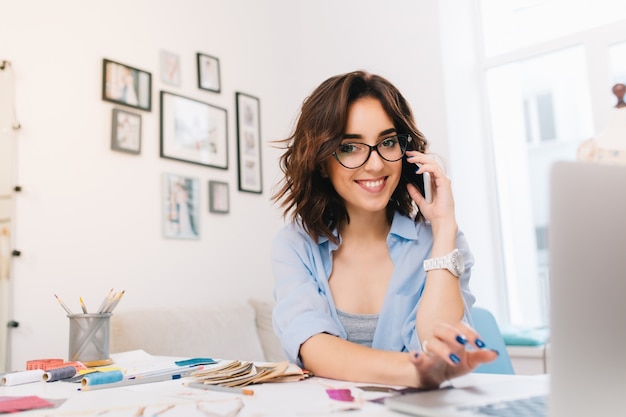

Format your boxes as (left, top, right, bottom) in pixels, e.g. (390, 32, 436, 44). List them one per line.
(336, 308, 379, 347)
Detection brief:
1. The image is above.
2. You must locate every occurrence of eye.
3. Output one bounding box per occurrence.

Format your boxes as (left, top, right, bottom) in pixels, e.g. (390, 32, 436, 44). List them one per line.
(337, 143, 361, 154)
(379, 136, 399, 148)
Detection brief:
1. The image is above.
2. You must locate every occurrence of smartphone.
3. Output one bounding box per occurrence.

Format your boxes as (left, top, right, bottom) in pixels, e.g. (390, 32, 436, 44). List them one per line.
(402, 159, 432, 203)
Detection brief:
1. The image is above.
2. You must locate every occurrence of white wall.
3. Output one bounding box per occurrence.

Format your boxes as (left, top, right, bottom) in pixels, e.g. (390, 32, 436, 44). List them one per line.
(437, 0, 504, 319)
(1, 0, 496, 371)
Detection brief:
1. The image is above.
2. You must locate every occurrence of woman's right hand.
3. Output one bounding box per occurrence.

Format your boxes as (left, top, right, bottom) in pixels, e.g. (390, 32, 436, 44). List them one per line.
(405, 151, 457, 234)
(408, 321, 499, 389)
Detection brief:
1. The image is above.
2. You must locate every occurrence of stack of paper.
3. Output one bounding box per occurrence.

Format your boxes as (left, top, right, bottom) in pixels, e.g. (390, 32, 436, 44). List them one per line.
(190, 360, 309, 387)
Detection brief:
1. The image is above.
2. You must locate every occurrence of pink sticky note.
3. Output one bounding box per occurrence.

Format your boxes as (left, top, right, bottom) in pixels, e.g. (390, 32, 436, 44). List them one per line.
(326, 388, 355, 402)
(0, 396, 55, 413)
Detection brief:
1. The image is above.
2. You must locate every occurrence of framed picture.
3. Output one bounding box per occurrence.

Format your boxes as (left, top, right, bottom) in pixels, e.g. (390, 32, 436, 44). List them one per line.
(235, 92, 263, 193)
(196, 53, 221, 93)
(208, 181, 229, 214)
(102, 58, 151, 111)
(111, 108, 141, 154)
(160, 91, 228, 169)
(163, 173, 200, 240)
(159, 50, 181, 87)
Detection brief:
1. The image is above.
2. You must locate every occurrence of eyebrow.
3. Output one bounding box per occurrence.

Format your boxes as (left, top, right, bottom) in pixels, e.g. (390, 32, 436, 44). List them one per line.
(342, 128, 397, 140)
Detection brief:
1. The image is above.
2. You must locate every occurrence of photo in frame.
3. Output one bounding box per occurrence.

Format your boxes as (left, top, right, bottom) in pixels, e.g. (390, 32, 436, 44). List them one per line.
(235, 92, 263, 193)
(196, 53, 221, 93)
(159, 50, 181, 87)
(160, 91, 228, 169)
(163, 173, 200, 240)
(208, 181, 229, 214)
(102, 58, 151, 111)
(111, 108, 141, 154)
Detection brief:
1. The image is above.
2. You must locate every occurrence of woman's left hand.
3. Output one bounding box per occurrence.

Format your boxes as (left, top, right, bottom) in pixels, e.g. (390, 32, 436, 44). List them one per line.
(409, 321, 500, 389)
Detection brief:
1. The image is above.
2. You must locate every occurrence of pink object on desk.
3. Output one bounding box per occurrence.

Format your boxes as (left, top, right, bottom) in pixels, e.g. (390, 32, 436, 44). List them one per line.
(0, 396, 55, 413)
(326, 388, 355, 402)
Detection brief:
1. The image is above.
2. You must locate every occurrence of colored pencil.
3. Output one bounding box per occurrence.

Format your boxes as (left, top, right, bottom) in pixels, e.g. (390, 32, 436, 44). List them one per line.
(54, 294, 73, 315)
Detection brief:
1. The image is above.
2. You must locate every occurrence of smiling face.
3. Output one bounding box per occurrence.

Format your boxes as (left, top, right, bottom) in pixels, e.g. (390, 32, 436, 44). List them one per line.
(324, 97, 402, 218)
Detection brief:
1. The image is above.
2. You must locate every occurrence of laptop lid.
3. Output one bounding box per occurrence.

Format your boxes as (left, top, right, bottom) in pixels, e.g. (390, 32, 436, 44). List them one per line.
(548, 161, 626, 417)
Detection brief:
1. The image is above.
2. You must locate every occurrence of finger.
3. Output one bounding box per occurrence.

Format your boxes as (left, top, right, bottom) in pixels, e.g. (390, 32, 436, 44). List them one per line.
(409, 350, 439, 375)
(460, 326, 489, 350)
(438, 322, 488, 350)
(409, 350, 425, 365)
(464, 349, 500, 370)
(406, 152, 445, 176)
(406, 182, 426, 204)
(432, 323, 470, 348)
(420, 338, 462, 367)
(405, 150, 439, 165)
(405, 150, 426, 163)
(406, 160, 439, 183)
(408, 351, 446, 390)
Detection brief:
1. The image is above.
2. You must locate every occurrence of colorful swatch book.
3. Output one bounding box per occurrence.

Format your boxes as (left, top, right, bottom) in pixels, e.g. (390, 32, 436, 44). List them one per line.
(190, 360, 309, 387)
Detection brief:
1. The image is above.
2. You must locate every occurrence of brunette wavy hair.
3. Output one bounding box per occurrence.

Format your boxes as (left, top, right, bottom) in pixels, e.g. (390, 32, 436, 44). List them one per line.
(272, 71, 428, 244)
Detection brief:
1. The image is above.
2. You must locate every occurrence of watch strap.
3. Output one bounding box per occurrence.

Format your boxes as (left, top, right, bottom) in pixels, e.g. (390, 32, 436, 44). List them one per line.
(423, 248, 463, 277)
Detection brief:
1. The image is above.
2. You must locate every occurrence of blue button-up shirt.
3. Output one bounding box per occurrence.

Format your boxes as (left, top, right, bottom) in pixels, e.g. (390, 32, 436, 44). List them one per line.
(271, 211, 475, 367)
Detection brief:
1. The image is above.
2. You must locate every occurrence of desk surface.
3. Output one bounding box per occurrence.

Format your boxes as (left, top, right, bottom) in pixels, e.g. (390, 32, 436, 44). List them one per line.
(1, 353, 547, 417)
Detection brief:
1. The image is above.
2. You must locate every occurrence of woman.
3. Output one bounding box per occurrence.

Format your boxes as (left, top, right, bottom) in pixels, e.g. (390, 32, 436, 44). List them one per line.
(271, 71, 497, 389)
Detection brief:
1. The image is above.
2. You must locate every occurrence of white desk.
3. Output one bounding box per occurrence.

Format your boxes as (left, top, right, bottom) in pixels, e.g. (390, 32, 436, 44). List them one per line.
(1, 356, 547, 416)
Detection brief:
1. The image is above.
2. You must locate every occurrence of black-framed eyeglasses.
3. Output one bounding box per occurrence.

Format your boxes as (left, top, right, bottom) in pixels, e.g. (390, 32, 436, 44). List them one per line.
(332, 134, 412, 169)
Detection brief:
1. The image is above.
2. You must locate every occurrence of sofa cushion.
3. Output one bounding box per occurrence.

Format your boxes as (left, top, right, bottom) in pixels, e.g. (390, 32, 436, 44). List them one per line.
(110, 303, 266, 362)
(248, 298, 287, 362)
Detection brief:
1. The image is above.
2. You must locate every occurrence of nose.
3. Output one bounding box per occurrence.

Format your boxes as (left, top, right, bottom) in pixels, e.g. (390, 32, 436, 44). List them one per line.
(363, 147, 386, 170)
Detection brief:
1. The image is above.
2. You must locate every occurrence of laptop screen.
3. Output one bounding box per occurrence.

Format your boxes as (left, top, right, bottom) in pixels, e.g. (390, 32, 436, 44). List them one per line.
(548, 161, 626, 416)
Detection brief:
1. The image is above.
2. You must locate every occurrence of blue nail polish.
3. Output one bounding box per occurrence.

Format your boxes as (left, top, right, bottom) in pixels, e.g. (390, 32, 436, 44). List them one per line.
(455, 335, 468, 345)
(475, 338, 486, 348)
(490, 349, 499, 356)
(449, 353, 461, 364)
(414, 352, 420, 359)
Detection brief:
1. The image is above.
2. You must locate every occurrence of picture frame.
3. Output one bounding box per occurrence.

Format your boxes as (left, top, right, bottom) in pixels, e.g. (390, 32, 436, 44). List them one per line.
(196, 53, 221, 93)
(102, 58, 152, 111)
(235, 92, 263, 194)
(111, 108, 141, 154)
(163, 173, 200, 240)
(160, 91, 228, 169)
(159, 50, 181, 87)
(208, 181, 229, 214)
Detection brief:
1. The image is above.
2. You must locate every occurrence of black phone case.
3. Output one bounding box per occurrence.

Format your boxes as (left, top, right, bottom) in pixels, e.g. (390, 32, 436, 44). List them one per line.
(401, 158, 426, 196)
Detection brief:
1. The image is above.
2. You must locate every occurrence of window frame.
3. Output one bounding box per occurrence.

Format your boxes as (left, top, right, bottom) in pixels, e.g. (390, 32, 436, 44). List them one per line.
(438, 0, 626, 326)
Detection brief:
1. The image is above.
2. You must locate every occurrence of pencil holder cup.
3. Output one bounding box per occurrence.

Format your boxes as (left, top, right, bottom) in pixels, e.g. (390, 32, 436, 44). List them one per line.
(68, 313, 112, 367)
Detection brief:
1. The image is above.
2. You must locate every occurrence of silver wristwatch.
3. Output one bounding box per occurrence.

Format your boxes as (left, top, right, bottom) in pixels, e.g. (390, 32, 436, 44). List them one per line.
(423, 249, 465, 277)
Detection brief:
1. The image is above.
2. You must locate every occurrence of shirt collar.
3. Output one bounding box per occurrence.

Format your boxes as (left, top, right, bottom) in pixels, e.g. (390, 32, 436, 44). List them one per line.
(317, 211, 419, 248)
(389, 211, 419, 241)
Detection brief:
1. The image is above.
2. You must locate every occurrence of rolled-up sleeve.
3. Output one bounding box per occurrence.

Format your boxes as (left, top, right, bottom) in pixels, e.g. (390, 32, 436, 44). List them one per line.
(271, 223, 343, 366)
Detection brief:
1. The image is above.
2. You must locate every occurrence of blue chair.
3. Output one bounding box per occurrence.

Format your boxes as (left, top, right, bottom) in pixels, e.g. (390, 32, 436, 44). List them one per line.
(470, 306, 515, 374)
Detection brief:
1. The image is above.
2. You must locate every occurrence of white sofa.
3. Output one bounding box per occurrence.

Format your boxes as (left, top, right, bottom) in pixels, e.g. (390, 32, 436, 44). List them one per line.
(110, 298, 287, 363)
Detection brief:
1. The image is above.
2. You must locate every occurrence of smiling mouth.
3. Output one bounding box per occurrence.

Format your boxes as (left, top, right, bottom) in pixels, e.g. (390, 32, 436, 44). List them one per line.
(356, 178, 386, 189)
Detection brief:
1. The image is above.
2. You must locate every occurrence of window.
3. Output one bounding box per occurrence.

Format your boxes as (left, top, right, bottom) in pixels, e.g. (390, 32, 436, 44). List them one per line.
(609, 41, 626, 83)
(477, 1, 626, 325)
(485, 47, 594, 325)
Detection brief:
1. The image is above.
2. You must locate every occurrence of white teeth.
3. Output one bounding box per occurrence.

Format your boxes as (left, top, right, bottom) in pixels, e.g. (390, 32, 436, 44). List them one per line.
(361, 179, 384, 188)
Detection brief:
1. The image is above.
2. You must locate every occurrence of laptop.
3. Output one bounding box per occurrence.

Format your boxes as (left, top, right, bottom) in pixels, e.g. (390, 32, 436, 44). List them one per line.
(385, 161, 626, 416)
